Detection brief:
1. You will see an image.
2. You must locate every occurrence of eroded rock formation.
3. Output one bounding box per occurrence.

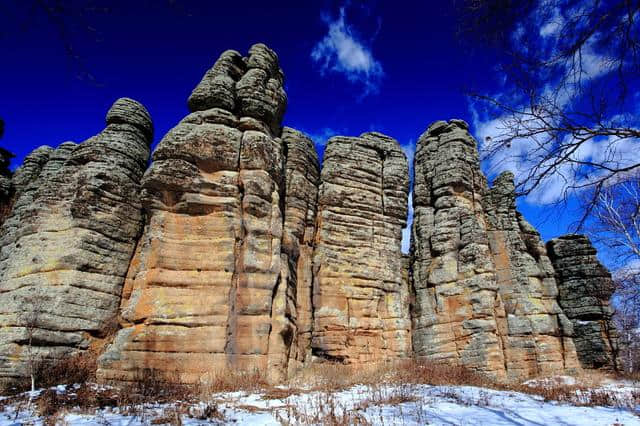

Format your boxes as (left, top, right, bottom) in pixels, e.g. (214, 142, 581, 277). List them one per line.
(547, 235, 619, 370)
(411, 120, 508, 379)
(484, 172, 580, 379)
(0, 44, 621, 387)
(280, 127, 320, 373)
(0, 98, 152, 386)
(410, 120, 581, 380)
(97, 44, 292, 384)
(312, 132, 411, 363)
(0, 148, 14, 224)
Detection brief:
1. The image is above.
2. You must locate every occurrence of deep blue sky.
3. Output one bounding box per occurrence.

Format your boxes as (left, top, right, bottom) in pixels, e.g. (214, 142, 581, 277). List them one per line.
(0, 1, 583, 254)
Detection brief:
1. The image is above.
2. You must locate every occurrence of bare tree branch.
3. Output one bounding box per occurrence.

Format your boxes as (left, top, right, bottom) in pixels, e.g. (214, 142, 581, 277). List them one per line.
(460, 0, 640, 226)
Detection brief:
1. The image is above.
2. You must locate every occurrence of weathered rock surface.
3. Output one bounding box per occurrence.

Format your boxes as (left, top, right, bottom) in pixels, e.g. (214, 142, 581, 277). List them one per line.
(0, 98, 152, 386)
(484, 172, 580, 379)
(280, 127, 320, 374)
(411, 120, 508, 378)
(0, 148, 14, 224)
(97, 44, 292, 384)
(547, 235, 619, 370)
(312, 132, 411, 363)
(411, 120, 581, 380)
(0, 44, 621, 386)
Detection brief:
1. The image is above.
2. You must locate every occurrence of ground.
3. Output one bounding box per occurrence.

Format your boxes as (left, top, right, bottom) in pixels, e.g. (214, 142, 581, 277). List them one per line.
(1, 375, 639, 425)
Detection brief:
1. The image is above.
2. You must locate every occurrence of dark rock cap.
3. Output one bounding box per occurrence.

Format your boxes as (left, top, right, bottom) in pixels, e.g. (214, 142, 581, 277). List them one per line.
(106, 97, 153, 143)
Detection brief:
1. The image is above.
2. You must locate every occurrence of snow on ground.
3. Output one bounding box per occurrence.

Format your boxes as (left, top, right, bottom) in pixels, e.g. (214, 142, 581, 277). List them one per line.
(1, 382, 639, 425)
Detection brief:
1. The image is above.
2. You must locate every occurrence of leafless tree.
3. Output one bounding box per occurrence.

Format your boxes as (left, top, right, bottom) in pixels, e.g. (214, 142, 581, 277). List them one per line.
(587, 177, 640, 264)
(582, 176, 640, 371)
(17, 290, 48, 405)
(459, 0, 640, 227)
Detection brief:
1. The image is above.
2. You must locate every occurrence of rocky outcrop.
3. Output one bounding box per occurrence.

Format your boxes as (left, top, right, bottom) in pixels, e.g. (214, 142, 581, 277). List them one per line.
(97, 44, 292, 384)
(312, 132, 411, 363)
(0, 148, 14, 224)
(0, 98, 152, 386)
(410, 120, 581, 380)
(280, 127, 320, 373)
(547, 235, 619, 370)
(411, 120, 508, 379)
(0, 43, 621, 386)
(484, 172, 580, 379)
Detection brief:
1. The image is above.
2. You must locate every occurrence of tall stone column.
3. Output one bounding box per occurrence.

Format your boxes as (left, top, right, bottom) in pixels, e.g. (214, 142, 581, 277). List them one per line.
(0, 98, 152, 387)
(97, 44, 292, 384)
(312, 132, 410, 364)
(484, 172, 580, 379)
(411, 120, 507, 379)
(547, 235, 619, 370)
(279, 128, 320, 376)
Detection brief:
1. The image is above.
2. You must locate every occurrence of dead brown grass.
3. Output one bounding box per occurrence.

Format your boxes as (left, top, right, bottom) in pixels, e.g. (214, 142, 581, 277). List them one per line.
(5, 356, 640, 424)
(291, 359, 492, 391)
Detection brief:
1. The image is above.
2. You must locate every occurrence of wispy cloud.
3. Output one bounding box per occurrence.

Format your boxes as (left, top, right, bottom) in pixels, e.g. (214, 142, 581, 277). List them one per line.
(471, 0, 639, 206)
(311, 7, 384, 96)
(303, 127, 342, 146)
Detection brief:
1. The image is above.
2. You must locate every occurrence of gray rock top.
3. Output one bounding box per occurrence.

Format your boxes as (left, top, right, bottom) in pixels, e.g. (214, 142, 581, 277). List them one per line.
(106, 97, 154, 142)
(187, 43, 286, 136)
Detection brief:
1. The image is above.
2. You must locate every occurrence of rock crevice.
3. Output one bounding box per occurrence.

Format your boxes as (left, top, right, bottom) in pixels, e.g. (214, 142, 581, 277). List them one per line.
(0, 45, 621, 387)
(0, 98, 152, 387)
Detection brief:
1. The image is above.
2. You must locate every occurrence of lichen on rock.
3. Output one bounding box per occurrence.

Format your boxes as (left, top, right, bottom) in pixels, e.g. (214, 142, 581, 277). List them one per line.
(0, 98, 152, 387)
(547, 234, 619, 370)
(312, 131, 411, 364)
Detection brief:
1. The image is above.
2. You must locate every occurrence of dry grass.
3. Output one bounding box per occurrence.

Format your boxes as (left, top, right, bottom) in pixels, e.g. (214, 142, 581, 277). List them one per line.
(197, 368, 269, 394)
(275, 391, 372, 426)
(290, 359, 493, 391)
(3, 356, 640, 424)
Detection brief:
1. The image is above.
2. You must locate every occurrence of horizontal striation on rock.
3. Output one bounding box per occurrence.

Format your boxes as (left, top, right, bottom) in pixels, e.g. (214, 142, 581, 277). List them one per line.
(0, 148, 15, 225)
(276, 127, 320, 379)
(312, 132, 411, 364)
(0, 98, 152, 386)
(411, 120, 508, 379)
(97, 44, 292, 384)
(0, 43, 622, 386)
(547, 235, 619, 370)
(484, 172, 580, 379)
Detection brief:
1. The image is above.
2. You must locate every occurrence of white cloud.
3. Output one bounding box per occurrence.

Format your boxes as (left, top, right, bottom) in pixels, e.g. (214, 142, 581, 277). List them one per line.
(311, 7, 384, 95)
(400, 141, 415, 254)
(474, 110, 640, 205)
(471, 0, 639, 206)
(303, 127, 341, 146)
(539, 6, 564, 38)
(401, 142, 415, 170)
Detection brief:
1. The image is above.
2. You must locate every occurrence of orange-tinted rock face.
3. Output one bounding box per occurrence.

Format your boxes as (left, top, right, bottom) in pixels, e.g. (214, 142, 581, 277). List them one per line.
(0, 44, 621, 387)
(410, 120, 581, 380)
(280, 128, 320, 374)
(484, 172, 580, 379)
(411, 120, 508, 379)
(311, 132, 411, 364)
(0, 99, 152, 387)
(97, 44, 291, 384)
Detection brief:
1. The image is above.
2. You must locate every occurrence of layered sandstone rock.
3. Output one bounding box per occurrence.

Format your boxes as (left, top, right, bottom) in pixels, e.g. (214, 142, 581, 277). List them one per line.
(0, 43, 622, 386)
(0, 148, 14, 224)
(410, 120, 581, 380)
(311, 132, 411, 363)
(411, 120, 507, 379)
(547, 235, 619, 370)
(484, 172, 580, 379)
(0, 98, 152, 386)
(97, 44, 292, 384)
(281, 127, 320, 373)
